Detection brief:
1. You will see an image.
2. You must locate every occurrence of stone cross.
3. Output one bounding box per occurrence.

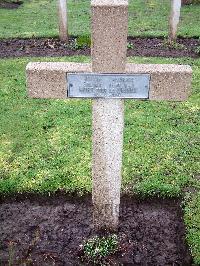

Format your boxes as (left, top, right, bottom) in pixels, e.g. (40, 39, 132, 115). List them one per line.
(26, 0, 192, 231)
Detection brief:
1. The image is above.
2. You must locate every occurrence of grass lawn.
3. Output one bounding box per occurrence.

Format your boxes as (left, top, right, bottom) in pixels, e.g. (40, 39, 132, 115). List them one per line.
(0, 55, 199, 263)
(0, 0, 200, 39)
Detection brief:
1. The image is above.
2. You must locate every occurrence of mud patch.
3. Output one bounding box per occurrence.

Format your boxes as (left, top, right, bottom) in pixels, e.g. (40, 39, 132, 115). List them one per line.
(0, 1, 23, 9)
(127, 36, 200, 58)
(0, 194, 192, 265)
(0, 37, 90, 58)
(0, 37, 199, 58)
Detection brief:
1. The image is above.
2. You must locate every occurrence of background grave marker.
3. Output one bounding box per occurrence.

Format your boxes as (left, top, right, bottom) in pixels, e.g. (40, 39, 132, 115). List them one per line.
(169, 0, 182, 42)
(58, 0, 68, 42)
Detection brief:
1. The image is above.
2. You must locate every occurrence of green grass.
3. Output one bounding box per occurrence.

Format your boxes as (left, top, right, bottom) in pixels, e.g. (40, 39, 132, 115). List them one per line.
(0, 56, 199, 196)
(0, 0, 200, 39)
(0, 56, 199, 262)
(124, 57, 200, 198)
(184, 191, 200, 265)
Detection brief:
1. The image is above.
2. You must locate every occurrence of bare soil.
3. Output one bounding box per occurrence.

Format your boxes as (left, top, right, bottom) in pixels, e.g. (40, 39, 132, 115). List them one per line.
(127, 36, 200, 58)
(0, 37, 199, 58)
(0, 194, 192, 265)
(0, 0, 23, 9)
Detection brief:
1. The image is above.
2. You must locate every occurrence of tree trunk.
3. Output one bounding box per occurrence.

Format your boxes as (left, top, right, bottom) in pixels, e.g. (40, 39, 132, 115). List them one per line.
(169, 0, 181, 42)
(58, 0, 68, 42)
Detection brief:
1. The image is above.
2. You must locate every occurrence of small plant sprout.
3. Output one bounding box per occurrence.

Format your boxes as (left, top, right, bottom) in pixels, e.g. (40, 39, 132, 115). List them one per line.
(163, 38, 185, 49)
(195, 46, 200, 55)
(82, 234, 118, 261)
(69, 36, 91, 50)
(8, 241, 16, 266)
(127, 42, 134, 49)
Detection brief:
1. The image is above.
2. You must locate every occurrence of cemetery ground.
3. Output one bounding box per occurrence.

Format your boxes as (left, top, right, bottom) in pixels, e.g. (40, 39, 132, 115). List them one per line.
(0, 0, 200, 59)
(0, 0, 200, 38)
(0, 36, 200, 59)
(0, 55, 199, 265)
(0, 0, 200, 265)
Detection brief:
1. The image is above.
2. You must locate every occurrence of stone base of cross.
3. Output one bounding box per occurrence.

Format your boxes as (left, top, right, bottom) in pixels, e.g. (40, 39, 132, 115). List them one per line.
(26, 0, 192, 231)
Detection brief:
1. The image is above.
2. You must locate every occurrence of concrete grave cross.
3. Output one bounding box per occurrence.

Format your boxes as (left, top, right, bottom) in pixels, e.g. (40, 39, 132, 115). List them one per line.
(26, 0, 192, 231)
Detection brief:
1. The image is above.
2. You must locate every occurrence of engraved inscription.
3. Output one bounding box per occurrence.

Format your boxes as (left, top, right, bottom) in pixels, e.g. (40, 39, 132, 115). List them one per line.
(67, 73, 150, 99)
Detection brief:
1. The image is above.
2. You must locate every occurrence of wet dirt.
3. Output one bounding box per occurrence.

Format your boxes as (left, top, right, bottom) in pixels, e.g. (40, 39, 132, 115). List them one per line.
(0, 194, 192, 265)
(0, 0, 23, 9)
(0, 37, 199, 59)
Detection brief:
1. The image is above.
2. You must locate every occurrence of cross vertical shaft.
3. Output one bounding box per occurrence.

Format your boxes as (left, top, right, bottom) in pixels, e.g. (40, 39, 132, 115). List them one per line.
(91, 0, 128, 230)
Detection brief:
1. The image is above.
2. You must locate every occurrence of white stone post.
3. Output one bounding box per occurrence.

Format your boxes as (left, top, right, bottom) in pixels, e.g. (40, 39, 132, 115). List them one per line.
(91, 0, 128, 231)
(169, 0, 181, 42)
(58, 0, 68, 42)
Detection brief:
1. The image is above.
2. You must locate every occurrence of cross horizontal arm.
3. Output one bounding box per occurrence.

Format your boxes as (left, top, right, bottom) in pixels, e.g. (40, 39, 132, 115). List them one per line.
(26, 62, 91, 99)
(26, 62, 192, 101)
(126, 63, 192, 101)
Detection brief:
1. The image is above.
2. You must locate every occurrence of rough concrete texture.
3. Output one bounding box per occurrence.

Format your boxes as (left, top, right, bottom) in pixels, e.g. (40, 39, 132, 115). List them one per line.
(91, 0, 128, 230)
(92, 99, 124, 230)
(126, 63, 192, 101)
(92, 3, 128, 73)
(27, 62, 192, 101)
(91, 0, 128, 7)
(26, 62, 91, 99)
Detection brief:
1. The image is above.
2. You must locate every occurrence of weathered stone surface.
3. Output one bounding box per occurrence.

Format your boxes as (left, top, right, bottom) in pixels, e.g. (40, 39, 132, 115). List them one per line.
(126, 64, 192, 101)
(91, 0, 128, 230)
(91, 0, 128, 7)
(92, 98, 124, 230)
(92, 1, 128, 73)
(27, 62, 192, 101)
(26, 62, 91, 99)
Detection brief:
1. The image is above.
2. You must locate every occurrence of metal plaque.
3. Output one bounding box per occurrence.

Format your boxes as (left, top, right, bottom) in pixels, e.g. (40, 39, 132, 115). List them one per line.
(67, 73, 150, 99)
